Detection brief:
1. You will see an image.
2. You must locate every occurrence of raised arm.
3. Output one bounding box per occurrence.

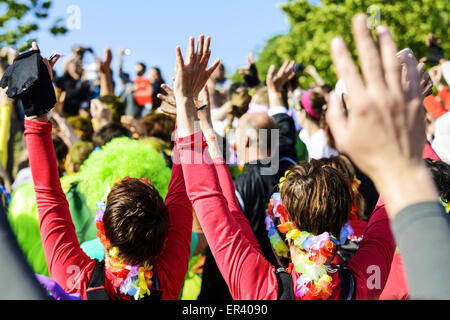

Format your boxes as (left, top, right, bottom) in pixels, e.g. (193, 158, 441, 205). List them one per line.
(158, 80, 262, 252)
(154, 136, 193, 300)
(10, 43, 94, 295)
(327, 14, 447, 299)
(196, 86, 262, 252)
(173, 35, 278, 299)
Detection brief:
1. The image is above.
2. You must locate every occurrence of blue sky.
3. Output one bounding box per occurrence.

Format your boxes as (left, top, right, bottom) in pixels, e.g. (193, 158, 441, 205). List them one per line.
(33, 0, 291, 87)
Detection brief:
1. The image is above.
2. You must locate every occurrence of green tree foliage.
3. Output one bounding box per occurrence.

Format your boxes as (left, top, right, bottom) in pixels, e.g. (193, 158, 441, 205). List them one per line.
(254, 0, 449, 87)
(0, 0, 67, 51)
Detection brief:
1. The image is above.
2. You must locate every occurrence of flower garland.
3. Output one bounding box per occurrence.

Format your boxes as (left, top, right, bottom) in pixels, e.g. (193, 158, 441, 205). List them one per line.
(266, 192, 344, 300)
(349, 175, 361, 221)
(265, 169, 356, 300)
(95, 201, 155, 300)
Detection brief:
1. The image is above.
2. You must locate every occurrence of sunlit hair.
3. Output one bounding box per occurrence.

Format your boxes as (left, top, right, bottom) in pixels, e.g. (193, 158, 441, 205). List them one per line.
(103, 177, 169, 265)
(319, 155, 365, 219)
(279, 160, 353, 239)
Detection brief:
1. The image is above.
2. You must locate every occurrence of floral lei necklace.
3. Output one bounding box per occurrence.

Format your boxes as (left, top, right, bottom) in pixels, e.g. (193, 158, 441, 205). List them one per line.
(265, 171, 355, 300)
(95, 201, 155, 300)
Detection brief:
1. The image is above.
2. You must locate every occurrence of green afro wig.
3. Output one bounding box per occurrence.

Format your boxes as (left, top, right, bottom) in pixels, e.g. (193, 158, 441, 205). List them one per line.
(75, 136, 171, 214)
(8, 137, 171, 276)
(8, 183, 49, 276)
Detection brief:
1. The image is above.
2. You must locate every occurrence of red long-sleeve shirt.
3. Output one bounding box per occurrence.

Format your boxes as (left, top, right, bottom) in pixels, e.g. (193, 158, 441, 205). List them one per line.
(178, 131, 396, 300)
(25, 119, 192, 300)
(380, 142, 442, 300)
(423, 87, 450, 120)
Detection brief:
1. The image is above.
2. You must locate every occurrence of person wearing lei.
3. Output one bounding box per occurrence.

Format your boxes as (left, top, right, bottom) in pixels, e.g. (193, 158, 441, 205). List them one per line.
(95, 199, 155, 299)
(265, 169, 356, 300)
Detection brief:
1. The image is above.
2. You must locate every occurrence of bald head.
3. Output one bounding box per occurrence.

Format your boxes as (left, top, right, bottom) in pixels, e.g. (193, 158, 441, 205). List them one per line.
(238, 112, 277, 131)
(236, 113, 278, 163)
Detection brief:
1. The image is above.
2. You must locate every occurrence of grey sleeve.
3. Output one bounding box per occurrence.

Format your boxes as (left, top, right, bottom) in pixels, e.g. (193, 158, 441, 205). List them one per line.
(392, 201, 450, 299)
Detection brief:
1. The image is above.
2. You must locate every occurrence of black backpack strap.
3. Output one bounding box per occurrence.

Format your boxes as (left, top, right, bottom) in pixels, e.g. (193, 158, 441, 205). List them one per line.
(86, 260, 111, 300)
(87, 260, 163, 300)
(275, 267, 295, 300)
(144, 271, 163, 300)
(338, 264, 355, 300)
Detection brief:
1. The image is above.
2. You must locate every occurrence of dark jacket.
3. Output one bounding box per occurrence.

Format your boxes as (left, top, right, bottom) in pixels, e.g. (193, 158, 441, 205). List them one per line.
(198, 110, 298, 300)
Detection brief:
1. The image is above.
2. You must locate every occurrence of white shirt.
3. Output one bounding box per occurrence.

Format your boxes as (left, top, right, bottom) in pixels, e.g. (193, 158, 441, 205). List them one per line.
(432, 110, 450, 164)
(299, 128, 339, 160)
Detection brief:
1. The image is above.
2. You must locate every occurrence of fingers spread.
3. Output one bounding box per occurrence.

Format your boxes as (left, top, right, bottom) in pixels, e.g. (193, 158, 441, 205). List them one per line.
(331, 37, 365, 100)
(267, 65, 276, 82)
(206, 58, 221, 77)
(197, 34, 205, 61)
(186, 37, 196, 66)
(352, 13, 386, 91)
(403, 53, 421, 102)
(326, 92, 348, 150)
(377, 26, 402, 100)
(175, 46, 184, 75)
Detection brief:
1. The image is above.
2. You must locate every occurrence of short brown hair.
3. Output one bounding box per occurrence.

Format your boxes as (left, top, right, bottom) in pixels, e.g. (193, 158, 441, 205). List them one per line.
(103, 177, 169, 265)
(320, 156, 365, 219)
(140, 113, 175, 143)
(280, 160, 352, 238)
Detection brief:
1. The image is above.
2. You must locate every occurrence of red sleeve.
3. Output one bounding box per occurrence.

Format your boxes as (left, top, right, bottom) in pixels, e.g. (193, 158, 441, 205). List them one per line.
(423, 141, 441, 161)
(153, 141, 193, 300)
(24, 119, 95, 298)
(213, 158, 262, 253)
(347, 199, 396, 299)
(424, 95, 448, 120)
(438, 87, 450, 110)
(178, 131, 278, 300)
(379, 252, 409, 300)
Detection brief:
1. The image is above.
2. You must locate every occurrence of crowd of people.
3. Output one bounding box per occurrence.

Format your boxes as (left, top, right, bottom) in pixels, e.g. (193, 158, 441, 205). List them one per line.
(0, 12, 449, 301)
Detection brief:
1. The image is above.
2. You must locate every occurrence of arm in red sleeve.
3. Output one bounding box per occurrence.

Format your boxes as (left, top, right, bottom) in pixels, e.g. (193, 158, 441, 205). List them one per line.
(424, 95, 448, 120)
(213, 158, 262, 253)
(154, 140, 193, 300)
(347, 197, 396, 300)
(178, 131, 278, 300)
(24, 119, 95, 297)
(438, 87, 450, 110)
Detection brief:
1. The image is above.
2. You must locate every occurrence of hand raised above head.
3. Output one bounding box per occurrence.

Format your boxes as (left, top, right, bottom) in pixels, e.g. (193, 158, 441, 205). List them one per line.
(0, 42, 60, 121)
(173, 35, 220, 137)
(326, 14, 438, 217)
(266, 59, 296, 93)
(158, 83, 177, 116)
(173, 35, 220, 101)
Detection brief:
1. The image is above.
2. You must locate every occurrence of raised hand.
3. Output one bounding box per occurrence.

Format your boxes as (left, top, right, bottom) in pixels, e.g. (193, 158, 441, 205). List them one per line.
(266, 59, 295, 107)
(173, 35, 220, 137)
(97, 47, 113, 74)
(174, 35, 220, 100)
(326, 13, 437, 217)
(97, 47, 114, 95)
(10, 42, 60, 121)
(266, 59, 295, 93)
(90, 99, 112, 130)
(157, 84, 177, 116)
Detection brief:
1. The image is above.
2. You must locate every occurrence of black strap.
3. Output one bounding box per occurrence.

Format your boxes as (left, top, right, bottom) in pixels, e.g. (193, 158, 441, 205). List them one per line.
(338, 264, 355, 300)
(86, 260, 111, 300)
(276, 268, 295, 300)
(86, 260, 163, 300)
(276, 265, 355, 300)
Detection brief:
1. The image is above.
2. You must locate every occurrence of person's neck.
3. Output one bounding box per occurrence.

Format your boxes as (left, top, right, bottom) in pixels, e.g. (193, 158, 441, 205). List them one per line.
(303, 119, 320, 138)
